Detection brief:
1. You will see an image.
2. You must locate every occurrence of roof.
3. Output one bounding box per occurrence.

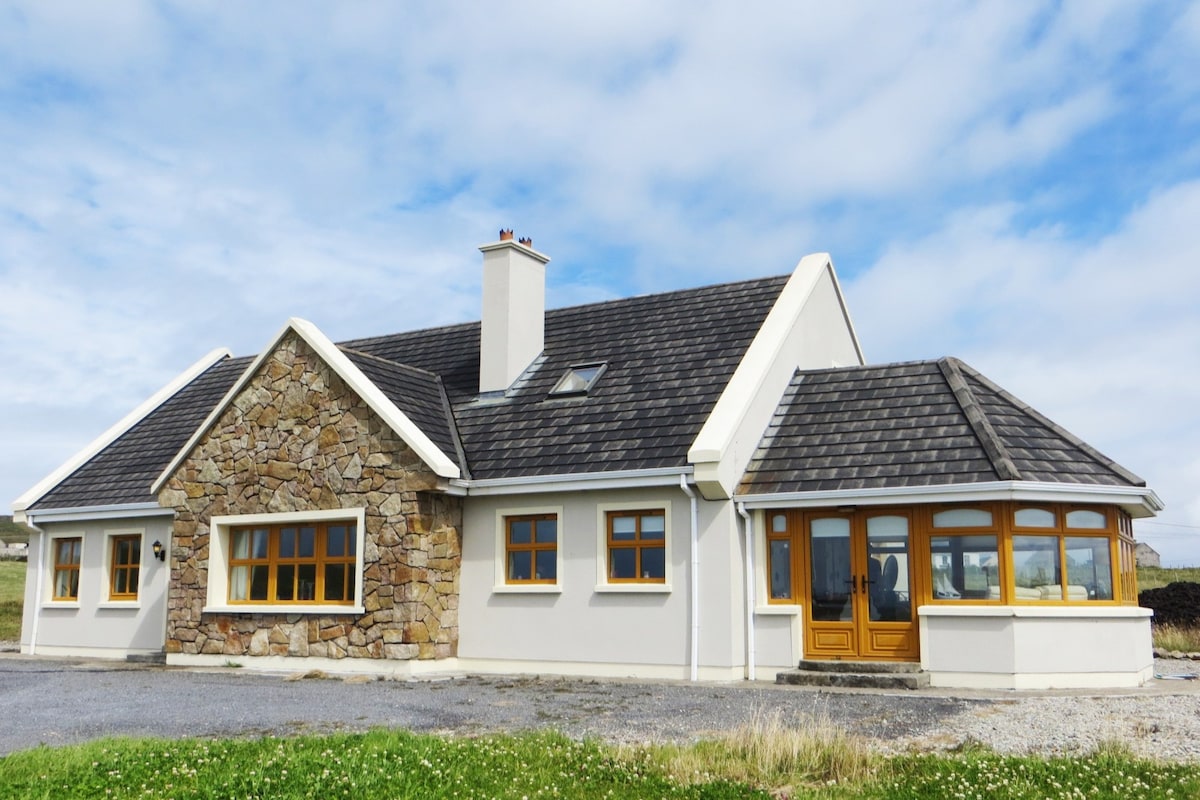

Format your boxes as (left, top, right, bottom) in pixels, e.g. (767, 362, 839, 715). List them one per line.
(29, 274, 789, 510)
(739, 357, 1146, 495)
(31, 356, 252, 510)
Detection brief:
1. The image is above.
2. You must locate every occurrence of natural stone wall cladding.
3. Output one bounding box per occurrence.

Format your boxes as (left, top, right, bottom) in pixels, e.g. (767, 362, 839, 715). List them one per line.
(158, 332, 462, 661)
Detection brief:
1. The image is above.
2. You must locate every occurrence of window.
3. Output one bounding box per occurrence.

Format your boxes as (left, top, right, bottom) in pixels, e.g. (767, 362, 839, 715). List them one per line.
(52, 537, 82, 601)
(505, 514, 558, 584)
(1009, 505, 1117, 602)
(109, 534, 141, 601)
(767, 512, 793, 601)
(228, 521, 356, 605)
(607, 510, 666, 583)
(929, 507, 1000, 602)
(550, 362, 607, 396)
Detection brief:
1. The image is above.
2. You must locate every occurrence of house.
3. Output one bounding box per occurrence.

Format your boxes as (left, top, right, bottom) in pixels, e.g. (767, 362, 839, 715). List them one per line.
(12, 234, 1162, 689)
(1135, 542, 1161, 568)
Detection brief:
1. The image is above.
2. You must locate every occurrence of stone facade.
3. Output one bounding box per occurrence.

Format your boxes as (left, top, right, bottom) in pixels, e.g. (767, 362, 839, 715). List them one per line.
(158, 332, 462, 661)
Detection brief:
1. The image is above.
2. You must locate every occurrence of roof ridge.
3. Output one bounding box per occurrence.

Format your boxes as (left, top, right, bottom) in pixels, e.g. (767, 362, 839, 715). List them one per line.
(937, 357, 1023, 481)
(953, 360, 1147, 488)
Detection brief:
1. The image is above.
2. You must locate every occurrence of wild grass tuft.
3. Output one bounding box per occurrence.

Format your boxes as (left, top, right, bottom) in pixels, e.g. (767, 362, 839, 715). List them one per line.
(0, 561, 26, 641)
(628, 707, 878, 793)
(1152, 622, 1200, 652)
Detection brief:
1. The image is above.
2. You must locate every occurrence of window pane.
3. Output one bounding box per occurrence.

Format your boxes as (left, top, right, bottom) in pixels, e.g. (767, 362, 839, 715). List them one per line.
(640, 547, 665, 580)
(276, 565, 295, 600)
(1012, 535, 1061, 601)
(298, 527, 316, 558)
(771, 513, 787, 533)
(116, 538, 131, 563)
(327, 526, 346, 557)
(535, 550, 557, 581)
(611, 516, 636, 541)
(1066, 536, 1113, 600)
(230, 565, 248, 600)
(1066, 510, 1106, 529)
(297, 564, 316, 600)
(509, 520, 532, 545)
(640, 514, 666, 541)
(232, 530, 249, 560)
(347, 526, 357, 557)
(535, 519, 557, 543)
(324, 564, 347, 601)
(931, 534, 998, 600)
(279, 528, 296, 558)
(1015, 508, 1056, 528)
(609, 548, 636, 578)
(128, 538, 141, 564)
(769, 539, 792, 600)
(932, 508, 993, 528)
(507, 551, 532, 581)
(251, 529, 269, 559)
(113, 569, 128, 595)
(249, 565, 270, 600)
(127, 566, 139, 593)
(56, 570, 78, 600)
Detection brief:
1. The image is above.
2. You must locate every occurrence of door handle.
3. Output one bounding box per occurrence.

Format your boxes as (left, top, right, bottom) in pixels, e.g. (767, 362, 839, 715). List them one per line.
(843, 578, 856, 595)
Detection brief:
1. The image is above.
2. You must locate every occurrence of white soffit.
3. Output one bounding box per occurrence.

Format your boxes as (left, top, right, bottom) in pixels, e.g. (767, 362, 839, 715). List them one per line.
(151, 317, 460, 495)
(12, 348, 233, 515)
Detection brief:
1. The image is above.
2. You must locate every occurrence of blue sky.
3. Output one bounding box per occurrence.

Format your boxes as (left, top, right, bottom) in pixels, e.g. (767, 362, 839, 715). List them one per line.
(2, 2, 1198, 563)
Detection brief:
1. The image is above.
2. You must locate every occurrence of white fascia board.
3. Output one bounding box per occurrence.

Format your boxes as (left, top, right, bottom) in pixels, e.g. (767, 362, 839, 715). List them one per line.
(12, 348, 233, 514)
(737, 481, 1164, 517)
(24, 503, 173, 525)
(456, 467, 693, 496)
(151, 318, 459, 495)
(687, 253, 864, 497)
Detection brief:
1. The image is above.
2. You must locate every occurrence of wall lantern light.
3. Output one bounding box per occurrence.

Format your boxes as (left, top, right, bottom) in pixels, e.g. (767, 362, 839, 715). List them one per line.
(152, 540, 166, 562)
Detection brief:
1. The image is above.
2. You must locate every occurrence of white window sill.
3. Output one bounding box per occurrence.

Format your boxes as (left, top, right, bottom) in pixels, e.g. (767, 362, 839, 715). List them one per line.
(203, 604, 365, 615)
(41, 601, 80, 610)
(492, 584, 563, 595)
(755, 604, 801, 616)
(98, 601, 141, 610)
(594, 583, 672, 594)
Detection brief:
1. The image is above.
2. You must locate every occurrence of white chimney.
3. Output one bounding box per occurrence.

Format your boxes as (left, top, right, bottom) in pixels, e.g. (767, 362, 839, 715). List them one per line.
(478, 230, 550, 394)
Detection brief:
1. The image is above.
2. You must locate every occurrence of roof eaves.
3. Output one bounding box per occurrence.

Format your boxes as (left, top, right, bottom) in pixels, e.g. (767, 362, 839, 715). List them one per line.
(937, 357, 1022, 481)
(12, 347, 233, 516)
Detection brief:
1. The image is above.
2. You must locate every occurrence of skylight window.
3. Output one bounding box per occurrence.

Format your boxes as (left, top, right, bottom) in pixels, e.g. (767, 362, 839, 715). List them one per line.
(550, 362, 607, 396)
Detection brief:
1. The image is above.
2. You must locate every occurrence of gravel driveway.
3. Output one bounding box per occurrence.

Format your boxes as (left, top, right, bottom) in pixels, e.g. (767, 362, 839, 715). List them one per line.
(2, 655, 1199, 761)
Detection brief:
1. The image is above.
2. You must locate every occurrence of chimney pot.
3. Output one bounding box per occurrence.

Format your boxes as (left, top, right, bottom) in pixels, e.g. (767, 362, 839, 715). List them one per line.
(499, 228, 514, 241)
(518, 236, 532, 247)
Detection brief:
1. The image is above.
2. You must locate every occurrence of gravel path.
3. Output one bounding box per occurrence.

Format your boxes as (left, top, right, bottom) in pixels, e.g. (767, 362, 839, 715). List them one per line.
(1, 654, 1198, 761)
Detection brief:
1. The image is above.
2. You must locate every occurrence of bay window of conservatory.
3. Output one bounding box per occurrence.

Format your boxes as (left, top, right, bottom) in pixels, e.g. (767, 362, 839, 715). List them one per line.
(928, 507, 1000, 602)
(1010, 505, 1118, 603)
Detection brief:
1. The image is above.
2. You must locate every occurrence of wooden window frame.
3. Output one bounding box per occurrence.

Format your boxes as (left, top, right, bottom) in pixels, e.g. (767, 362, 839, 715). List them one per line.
(605, 509, 667, 584)
(504, 514, 558, 585)
(1003, 503, 1122, 605)
(227, 521, 357, 606)
(765, 510, 797, 604)
(108, 534, 141, 601)
(52, 536, 82, 602)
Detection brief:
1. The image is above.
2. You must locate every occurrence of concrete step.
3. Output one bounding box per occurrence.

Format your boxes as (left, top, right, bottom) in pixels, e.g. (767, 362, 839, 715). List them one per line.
(777, 660, 930, 690)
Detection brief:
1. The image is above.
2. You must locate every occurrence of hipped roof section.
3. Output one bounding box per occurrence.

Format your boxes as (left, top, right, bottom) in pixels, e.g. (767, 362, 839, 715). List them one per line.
(739, 357, 1148, 495)
(149, 318, 463, 495)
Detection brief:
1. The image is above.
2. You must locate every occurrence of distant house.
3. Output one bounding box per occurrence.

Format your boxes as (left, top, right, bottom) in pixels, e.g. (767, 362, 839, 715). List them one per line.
(11, 234, 1163, 689)
(1135, 542, 1161, 568)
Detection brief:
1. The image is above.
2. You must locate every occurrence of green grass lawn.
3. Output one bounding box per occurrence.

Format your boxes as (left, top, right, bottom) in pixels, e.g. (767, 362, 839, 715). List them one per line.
(0, 730, 1197, 800)
(0, 560, 25, 641)
(1137, 566, 1200, 591)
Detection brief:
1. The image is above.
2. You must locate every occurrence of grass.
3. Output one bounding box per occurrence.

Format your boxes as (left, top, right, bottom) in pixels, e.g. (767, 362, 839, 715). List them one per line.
(0, 560, 25, 641)
(1137, 566, 1200, 591)
(1, 724, 1199, 800)
(1152, 622, 1200, 652)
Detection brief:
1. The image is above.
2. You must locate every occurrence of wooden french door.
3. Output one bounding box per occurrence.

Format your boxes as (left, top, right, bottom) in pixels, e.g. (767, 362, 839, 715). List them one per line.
(803, 509, 918, 661)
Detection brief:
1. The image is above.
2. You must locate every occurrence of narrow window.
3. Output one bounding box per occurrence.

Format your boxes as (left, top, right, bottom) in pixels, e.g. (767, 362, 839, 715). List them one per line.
(607, 510, 666, 583)
(505, 514, 558, 583)
(109, 535, 141, 600)
(766, 512, 793, 601)
(53, 537, 82, 601)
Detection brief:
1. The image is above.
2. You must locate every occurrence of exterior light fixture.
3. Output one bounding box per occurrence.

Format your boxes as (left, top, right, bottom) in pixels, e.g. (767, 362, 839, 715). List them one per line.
(152, 540, 166, 562)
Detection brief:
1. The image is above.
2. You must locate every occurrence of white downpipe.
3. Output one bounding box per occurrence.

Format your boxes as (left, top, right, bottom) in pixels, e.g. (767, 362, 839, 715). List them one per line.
(737, 503, 756, 681)
(27, 520, 46, 656)
(680, 474, 699, 682)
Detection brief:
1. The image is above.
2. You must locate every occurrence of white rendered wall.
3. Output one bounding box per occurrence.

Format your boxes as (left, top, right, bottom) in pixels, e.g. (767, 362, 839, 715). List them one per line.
(21, 518, 172, 658)
(458, 487, 746, 678)
(919, 605, 1154, 689)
